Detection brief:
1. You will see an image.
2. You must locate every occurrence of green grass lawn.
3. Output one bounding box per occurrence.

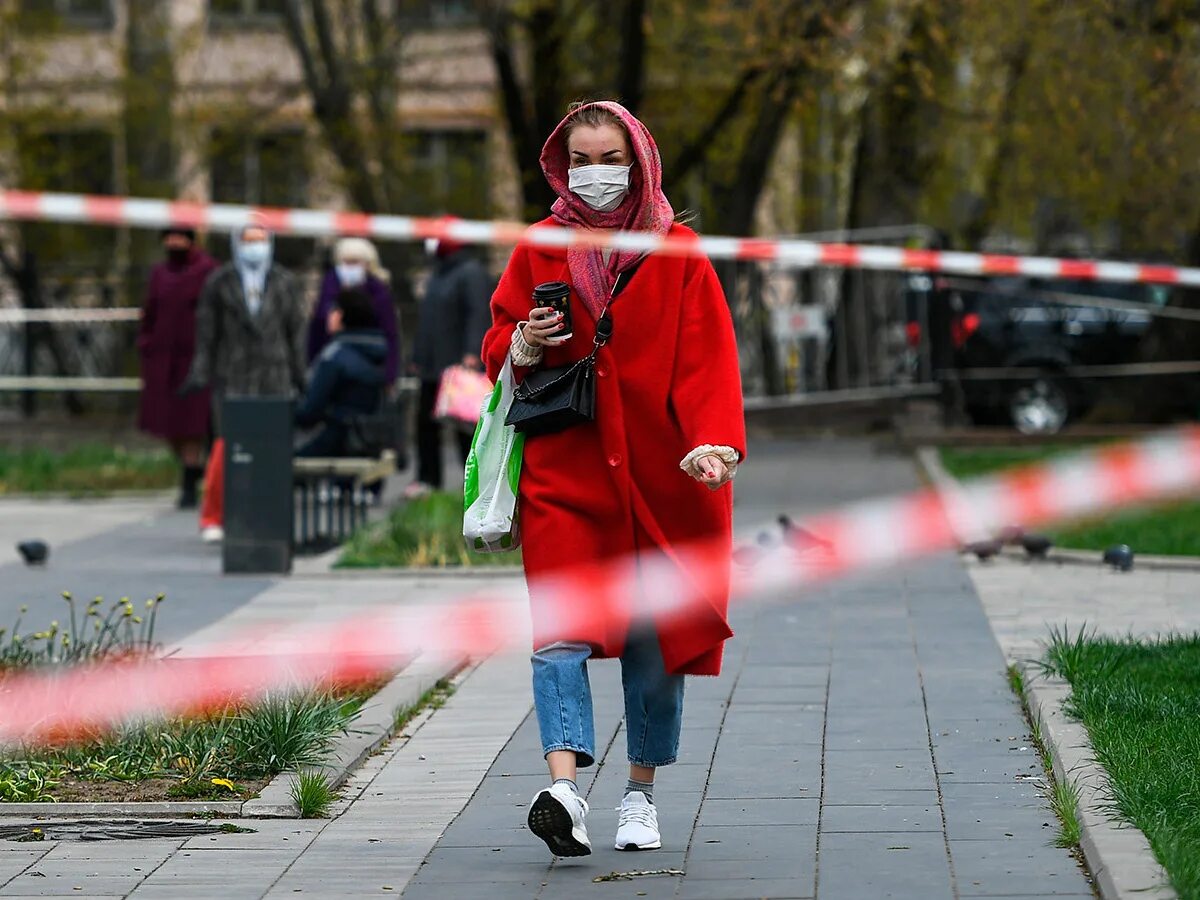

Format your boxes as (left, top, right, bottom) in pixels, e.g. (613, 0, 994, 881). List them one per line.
(1040, 631, 1200, 898)
(938, 446, 1200, 556)
(337, 491, 521, 568)
(0, 444, 177, 496)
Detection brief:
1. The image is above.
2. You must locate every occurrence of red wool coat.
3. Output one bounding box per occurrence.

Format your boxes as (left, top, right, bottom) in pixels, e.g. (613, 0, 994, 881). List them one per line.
(481, 222, 746, 676)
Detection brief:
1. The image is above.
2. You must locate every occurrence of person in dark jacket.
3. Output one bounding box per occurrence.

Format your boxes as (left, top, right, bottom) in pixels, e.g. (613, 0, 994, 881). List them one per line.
(182, 222, 308, 542)
(296, 288, 388, 457)
(306, 237, 399, 384)
(137, 227, 218, 508)
(409, 232, 493, 495)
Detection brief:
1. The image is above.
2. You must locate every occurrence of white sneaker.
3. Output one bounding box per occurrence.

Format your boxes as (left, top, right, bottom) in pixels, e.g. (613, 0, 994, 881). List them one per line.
(528, 784, 591, 857)
(615, 791, 661, 850)
(201, 526, 224, 544)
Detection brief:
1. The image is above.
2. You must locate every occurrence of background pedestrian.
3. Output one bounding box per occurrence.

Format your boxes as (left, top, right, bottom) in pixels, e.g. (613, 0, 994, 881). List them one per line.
(181, 223, 308, 542)
(307, 237, 398, 387)
(409, 226, 493, 497)
(136, 227, 217, 508)
(295, 287, 388, 458)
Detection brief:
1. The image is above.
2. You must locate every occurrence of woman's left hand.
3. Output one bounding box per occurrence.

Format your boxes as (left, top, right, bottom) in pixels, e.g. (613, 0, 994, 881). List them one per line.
(691, 455, 731, 491)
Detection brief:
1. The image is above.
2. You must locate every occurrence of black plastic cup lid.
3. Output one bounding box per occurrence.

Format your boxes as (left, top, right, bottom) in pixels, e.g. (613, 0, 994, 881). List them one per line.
(533, 281, 570, 300)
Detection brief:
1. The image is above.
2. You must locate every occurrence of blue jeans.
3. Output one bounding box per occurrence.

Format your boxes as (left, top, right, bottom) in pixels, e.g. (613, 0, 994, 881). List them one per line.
(532, 631, 685, 769)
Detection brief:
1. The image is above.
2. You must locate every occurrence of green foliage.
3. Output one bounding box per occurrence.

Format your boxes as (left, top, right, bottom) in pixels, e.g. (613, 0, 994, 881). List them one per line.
(0, 600, 368, 803)
(1047, 777, 1083, 849)
(290, 769, 336, 819)
(392, 678, 457, 732)
(0, 690, 360, 803)
(338, 492, 520, 568)
(1042, 632, 1200, 896)
(938, 446, 1200, 556)
(0, 445, 177, 497)
(0, 592, 162, 672)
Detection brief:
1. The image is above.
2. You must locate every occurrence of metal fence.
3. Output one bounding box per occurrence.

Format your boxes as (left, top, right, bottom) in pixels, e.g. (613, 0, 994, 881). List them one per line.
(1, 236, 939, 418)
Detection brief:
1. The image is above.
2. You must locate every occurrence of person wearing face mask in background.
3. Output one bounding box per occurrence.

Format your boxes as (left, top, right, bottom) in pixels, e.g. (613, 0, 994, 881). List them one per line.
(306, 237, 399, 387)
(407, 223, 494, 498)
(481, 100, 744, 859)
(181, 223, 308, 542)
(137, 227, 218, 509)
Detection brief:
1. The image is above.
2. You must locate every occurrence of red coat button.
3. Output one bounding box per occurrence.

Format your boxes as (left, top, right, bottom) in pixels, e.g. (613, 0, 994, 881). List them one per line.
(608, 453, 623, 468)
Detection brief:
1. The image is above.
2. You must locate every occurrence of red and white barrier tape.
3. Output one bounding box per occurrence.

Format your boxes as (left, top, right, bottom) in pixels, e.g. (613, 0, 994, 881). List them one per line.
(1, 426, 1198, 745)
(2, 189, 1198, 286)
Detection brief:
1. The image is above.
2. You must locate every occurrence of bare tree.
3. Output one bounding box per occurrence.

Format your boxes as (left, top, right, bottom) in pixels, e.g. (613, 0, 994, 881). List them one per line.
(280, 0, 406, 213)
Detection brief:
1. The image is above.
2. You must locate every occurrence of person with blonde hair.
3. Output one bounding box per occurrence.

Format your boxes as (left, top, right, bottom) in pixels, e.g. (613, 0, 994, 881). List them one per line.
(307, 237, 399, 388)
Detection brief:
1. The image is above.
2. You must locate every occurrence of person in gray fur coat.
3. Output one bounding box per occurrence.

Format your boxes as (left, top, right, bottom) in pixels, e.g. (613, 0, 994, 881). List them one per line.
(181, 223, 308, 541)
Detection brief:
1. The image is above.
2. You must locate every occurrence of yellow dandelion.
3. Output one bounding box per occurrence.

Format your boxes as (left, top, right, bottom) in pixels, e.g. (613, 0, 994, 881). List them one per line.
(146, 600, 155, 609)
(211, 777, 236, 791)
(133, 616, 142, 624)
(61, 591, 72, 601)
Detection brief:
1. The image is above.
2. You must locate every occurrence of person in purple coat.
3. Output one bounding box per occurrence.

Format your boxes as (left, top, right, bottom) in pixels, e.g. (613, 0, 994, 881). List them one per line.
(137, 227, 218, 508)
(307, 237, 399, 386)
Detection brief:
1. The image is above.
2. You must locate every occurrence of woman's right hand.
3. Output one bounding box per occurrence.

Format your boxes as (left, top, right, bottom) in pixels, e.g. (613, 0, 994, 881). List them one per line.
(521, 307, 566, 347)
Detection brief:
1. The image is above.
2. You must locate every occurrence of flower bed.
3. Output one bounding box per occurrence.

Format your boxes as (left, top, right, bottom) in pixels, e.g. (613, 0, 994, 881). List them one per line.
(0, 593, 372, 805)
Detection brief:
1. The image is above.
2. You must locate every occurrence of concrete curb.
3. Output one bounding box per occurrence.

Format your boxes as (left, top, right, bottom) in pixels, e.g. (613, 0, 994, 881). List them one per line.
(0, 801, 242, 818)
(0, 655, 463, 821)
(243, 653, 465, 817)
(294, 565, 524, 579)
(1018, 663, 1177, 900)
(913, 445, 1200, 572)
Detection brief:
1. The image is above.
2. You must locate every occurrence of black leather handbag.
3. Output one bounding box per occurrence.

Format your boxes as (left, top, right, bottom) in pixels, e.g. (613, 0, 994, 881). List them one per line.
(505, 265, 640, 437)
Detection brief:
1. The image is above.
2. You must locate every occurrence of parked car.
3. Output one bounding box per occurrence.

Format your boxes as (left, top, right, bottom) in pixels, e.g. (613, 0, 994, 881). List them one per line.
(905, 275, 1170, 434)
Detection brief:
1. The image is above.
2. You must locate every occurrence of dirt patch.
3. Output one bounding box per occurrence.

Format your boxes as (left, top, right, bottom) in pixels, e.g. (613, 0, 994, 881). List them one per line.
(14, 776, 271, 804)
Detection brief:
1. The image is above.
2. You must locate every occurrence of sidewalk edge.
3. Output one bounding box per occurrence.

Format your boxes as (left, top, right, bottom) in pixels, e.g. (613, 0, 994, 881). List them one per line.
(1018, 663, 1177, 900)
(243, 653, 465, 817)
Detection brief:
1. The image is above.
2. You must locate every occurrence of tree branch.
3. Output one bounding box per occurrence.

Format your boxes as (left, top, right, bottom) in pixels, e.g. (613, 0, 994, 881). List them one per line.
(667, 63, 767, 185)
(617, 0, 646, 113)
(282, 0, 326, 105)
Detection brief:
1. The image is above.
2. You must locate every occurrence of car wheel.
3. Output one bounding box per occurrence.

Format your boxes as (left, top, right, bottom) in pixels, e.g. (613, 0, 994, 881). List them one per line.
(1008, 376, 1071, 435)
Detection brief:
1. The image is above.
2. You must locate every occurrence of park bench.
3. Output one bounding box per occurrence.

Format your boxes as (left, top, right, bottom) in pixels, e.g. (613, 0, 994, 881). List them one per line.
(293, 449, 396, 553)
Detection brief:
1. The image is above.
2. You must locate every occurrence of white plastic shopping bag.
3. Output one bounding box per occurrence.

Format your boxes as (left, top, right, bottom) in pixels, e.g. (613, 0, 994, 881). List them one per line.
(463, 359, 525, 552)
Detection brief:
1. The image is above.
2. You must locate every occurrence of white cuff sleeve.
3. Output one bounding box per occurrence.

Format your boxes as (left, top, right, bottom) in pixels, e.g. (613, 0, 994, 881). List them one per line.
(509, 323, 543, 368)
(680, 444, 740, 479)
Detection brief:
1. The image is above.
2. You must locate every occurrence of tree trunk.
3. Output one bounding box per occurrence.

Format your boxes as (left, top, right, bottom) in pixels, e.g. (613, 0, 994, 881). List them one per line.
(124, 0, 175, 287)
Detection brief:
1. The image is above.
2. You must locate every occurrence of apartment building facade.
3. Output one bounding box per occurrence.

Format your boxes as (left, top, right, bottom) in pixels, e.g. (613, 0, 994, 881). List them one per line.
(1, 0, 519, 277)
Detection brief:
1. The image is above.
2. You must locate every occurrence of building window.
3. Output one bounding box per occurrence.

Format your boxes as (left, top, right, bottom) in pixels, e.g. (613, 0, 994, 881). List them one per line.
(406, 130, 490, 218)
(210, 129, 313, 267)
(19, 0, 113, 29)
(395, 0, 477, 27)
(209, 0, 285, 22)
(17, 128, 117, 267)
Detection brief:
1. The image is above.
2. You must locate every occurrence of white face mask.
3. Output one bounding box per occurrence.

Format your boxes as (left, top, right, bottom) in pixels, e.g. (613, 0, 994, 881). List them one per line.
(237, 240, 270, 268)
(336, 263, 367, 286)
(568, 164, 631, 212)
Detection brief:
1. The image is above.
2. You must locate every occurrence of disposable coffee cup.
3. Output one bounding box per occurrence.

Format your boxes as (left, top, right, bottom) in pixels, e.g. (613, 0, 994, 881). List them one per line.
(532, 281, 572, 343)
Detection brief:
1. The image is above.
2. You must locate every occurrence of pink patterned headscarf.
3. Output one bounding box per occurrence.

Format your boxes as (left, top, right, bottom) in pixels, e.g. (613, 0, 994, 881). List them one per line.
(540, 101, 675, 320)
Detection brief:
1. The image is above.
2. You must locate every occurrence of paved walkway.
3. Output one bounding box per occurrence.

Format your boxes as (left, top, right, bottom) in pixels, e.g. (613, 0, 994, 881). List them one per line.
(968, 553, 1200, 661)
(0, 439, 1099, 898)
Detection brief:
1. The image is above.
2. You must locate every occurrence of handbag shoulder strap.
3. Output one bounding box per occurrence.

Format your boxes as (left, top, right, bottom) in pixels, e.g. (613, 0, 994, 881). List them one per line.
(593, 257, 645, 349)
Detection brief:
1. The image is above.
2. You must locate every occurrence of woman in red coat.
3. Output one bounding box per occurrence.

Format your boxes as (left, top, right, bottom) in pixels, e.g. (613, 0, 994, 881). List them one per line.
(137, 228, 218, 508)
(481, 101, 745, 858)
